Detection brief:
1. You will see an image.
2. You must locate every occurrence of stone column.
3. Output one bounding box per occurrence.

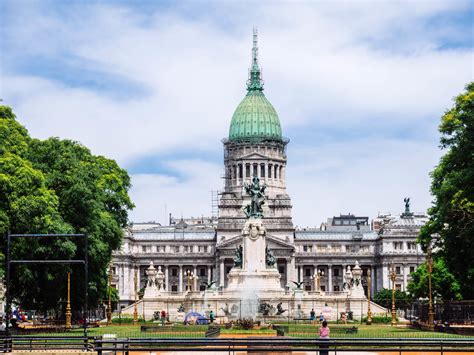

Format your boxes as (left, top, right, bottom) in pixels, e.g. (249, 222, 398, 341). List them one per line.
(179, 265, 183, 293)
(382, 264, 389, 289)
(328, 265, 333, 292)
(298, 266, 303, 282)
(371, 266, 376, 296)
(164, 266, 169, 291)
(208, 266, 211, 283)
(403, 264, 408, 291)
(220, 259, 225, 287)
(286, 259, 291, 286)
(289, 257, 296, 284)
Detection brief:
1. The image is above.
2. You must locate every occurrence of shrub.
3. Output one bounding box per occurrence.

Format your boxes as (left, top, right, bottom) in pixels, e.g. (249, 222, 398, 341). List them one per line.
(111, 316, 144, 324)
(362, 315, 398, 323)
(237, 318, 254, 330)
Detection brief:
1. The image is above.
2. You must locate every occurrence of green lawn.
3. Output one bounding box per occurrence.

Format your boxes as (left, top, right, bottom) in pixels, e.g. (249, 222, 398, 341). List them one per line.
(285, 324, 469, 338)
(14, 323, 472, 339)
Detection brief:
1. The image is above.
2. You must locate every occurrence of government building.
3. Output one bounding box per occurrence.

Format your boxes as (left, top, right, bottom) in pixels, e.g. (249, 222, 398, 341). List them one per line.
(111, 31, 428, 308)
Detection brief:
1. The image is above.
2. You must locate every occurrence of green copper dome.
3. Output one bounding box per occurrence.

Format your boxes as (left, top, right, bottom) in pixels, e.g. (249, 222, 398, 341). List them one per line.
(229, 91, 282, 141)
(228, 29, 282, 142)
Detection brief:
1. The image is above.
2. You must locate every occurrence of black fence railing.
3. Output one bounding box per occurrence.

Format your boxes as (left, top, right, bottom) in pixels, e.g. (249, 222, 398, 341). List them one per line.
(1, 336, 473, 353)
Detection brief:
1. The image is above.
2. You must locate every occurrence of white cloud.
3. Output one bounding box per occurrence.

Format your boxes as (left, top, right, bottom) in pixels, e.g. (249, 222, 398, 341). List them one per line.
(129, 160, 222, 225)
(1, 1, 471, 225)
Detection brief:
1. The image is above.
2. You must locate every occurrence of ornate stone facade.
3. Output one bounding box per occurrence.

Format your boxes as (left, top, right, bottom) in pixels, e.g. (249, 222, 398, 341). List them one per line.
(110, 30, 427, 308)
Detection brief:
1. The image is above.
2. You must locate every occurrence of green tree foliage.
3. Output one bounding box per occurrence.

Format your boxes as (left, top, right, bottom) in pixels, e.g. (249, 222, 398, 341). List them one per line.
(0, 105, 134, 311)
(373, 288, 412, 309)
(418, 83, 474, 299)
(407, 258, 461, 301)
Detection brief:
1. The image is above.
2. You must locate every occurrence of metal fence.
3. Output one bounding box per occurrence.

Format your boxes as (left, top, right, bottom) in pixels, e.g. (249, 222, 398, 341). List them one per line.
(1, 336, 473, 354)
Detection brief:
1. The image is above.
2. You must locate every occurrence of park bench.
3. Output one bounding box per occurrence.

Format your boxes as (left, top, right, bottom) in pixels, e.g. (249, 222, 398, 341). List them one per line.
(140, 325, 171, 332)
(292, 318, 313, 324)
(332, 326, 358, 334)
(205, 326, 220, 338)
(273, 325, 289, 336)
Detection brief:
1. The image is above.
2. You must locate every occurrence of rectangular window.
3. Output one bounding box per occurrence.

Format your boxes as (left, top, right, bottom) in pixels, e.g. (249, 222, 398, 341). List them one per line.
(410, 266, 415, 273)
(396, 266, 401, 275)
(253, 164, 258, 177)
(246, 164, 250, 177)
(268, 165, 272, 178)
(305, 285, 311, 291)
(333, 268, 339, 277)
(142, 246, 147, 253)
(226, 266, 232, 274)
(171, 285, 178, 292)
(172, 268, 178, 277)
(239, 165, 243, 179)
(199, 268, 206, 277)
(184, 246, 189, 253)
(303, 245, 308, 252)
(278, 266, 284, 274)
(260, 164, 265, 177)
(334, 285, 340, 292)
(175, 246, 180, 253)
(305, 268, 311, 277)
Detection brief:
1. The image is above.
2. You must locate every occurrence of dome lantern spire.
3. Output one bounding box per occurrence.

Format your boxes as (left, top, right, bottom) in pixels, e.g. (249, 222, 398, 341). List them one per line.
(247, 27, 264, 92)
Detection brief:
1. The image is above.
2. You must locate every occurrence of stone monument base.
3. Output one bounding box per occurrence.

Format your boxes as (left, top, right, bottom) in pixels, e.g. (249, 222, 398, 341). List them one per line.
(226, 268, 282, 293)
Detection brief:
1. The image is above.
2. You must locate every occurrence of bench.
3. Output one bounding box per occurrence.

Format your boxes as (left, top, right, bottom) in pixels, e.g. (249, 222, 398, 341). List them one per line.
(140, 325, 170, 332)
(205, 326, 220, 338)
(273, 325, 289, 336)
(293, 318, 313, 324)
(332, 326, 358, 334)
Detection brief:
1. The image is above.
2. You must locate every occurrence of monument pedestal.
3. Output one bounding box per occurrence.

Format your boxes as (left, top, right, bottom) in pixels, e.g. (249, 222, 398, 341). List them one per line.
(225, 218, 282, 295)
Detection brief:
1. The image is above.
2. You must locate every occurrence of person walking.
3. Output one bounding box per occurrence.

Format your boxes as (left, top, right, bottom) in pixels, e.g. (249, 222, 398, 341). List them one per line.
(319, 320, 330, 355)
(310, 309, 316, 324)
(209, 310, 215, 324)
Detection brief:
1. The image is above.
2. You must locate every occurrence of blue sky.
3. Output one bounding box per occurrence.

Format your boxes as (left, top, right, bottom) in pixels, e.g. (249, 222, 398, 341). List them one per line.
(1, 0, 473, 226)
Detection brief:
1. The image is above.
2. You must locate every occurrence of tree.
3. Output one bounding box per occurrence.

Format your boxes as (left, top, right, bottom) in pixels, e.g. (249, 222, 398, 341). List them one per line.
(373, 288, 412, 309)
(418, 82, 474, 299)
(0, 105, 134, 311)
(407, 258, 461, 301)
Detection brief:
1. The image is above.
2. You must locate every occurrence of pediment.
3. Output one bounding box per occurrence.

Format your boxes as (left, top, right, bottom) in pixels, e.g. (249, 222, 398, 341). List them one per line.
(240, 152, 269, 160)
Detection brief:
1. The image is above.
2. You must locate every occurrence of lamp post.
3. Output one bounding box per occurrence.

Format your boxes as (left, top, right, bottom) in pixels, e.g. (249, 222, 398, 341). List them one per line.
(389, 264, 397, 326)
(427, 245, 435, 330)
(366, 268, 372, 325)
(106, 267, 112, 326)
(311, 269, 325, 292)
(133, 267, 138, 324)
(65, 272, 72, 330)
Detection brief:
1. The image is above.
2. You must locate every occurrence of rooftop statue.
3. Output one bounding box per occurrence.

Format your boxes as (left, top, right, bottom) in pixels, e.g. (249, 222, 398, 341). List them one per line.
(404, 197, 411, 214)
(244, 176, 266, 218)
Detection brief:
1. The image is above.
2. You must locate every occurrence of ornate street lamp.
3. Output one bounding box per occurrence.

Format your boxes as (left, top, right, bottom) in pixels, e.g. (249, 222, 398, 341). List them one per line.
(65, 272, 72, 330)
(106, 267, 112, 326)
(427, 245, 435, 330)
(133, 267, 138, 324)
(367, 268, 372, 325)
(311, 269, 324, 292)
(389, 264, 397, 326)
